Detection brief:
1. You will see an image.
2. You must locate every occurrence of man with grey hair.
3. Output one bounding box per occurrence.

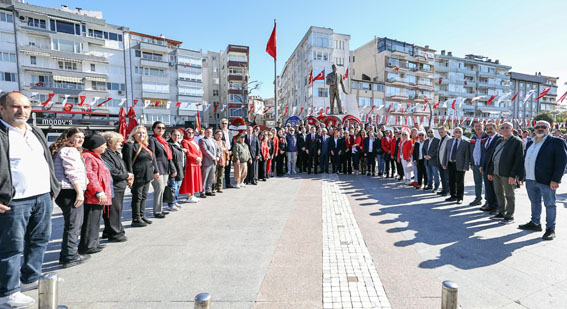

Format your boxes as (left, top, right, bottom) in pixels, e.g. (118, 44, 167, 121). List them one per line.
(319, 128, 330, 173)
(219, 118, 234, 188)
(0, 92, 61, 308)
(199, 128, 220, 196)
(519, 120, 567, 240)
(442, 127, 470, 204)
(469, 121, 487, 206)
(487, 122, 525, 224)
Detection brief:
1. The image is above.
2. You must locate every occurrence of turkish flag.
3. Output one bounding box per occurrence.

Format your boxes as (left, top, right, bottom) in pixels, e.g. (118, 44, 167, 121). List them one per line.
(433, 101, 440, 109)
(535, 87, 550, 101)
(312, 70, 325, 83)
(97, 97, 112, 107)
(486, 94, 498, 105)
(266, 22, 276, 60)
(308, 70, 313, 86)
(133, 99, 139, 107)
(343, 68, 349, 80)
(557, 90, 567, 104)
(511, 91, 520, 102)
(126, 107, 138, 136)
(78, 96, 86, 106)
(118, 107, 127, 142)
(155, 100, 161, 107)
(451, 99, 456, 110)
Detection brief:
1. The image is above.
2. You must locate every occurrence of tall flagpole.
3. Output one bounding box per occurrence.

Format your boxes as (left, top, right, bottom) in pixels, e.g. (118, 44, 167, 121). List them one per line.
(273, 19, 278, 123)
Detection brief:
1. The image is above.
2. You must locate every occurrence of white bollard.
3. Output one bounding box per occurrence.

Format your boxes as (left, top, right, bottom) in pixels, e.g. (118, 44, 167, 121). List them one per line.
(194, 293, 211, 309)
(441, 280, 458, 309)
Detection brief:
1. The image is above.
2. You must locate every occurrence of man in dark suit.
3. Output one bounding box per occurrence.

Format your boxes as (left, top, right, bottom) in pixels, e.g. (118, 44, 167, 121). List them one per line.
(479, 123, 501, 212)
(441, 127, 470, 204)
(413, 131, 428, 189)
(423, 129, 440, 191)
(245, 126, 260, 185)
(219, 119, 234, 188)
(437, 127, 451, 196)
(330, 130, 343, 174)
(306, 126, 320, 174)
(319, 128, 331, 173)
(364, 130, 378, 176)
(519, 120, 567, 240)
(297, 127, 308, 173)
(469, 121, 488, 206)
(341, 130, 353, 174)
(393, 131, 404, 180)
(487, 122, 525, 224)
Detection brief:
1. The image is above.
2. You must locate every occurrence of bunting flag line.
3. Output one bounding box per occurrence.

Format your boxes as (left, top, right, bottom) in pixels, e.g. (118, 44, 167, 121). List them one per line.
(308, 70, 313, 86)
(325, 107, 330, 114)
(119, 98, 126, 106)
(220, 104, 226, 112)
(298, 107, 304, 117)
(282, 106, 289, 117)
(176, 101, 182, 108)
(214, 104, 218, 113)
(496, 92, 511, 104)
(97, 97, 112, 107)
(486, 94, 498, 105)
(61, 94, 69, 106)
(144, 100, 151, 108)
(535, 87, 551, 101)
(387, 104, 393, 113)
(154, 100, 161, 107)
(78, 95, 86, 107)
(89, 97, 100, 107)
(367, 105, 376, 118)
(510, 91, 520, 102)
(41, 93, 55, 107)
(343, 68, 349, 80)
(557, 90, 567, 104)
(471, 95, 487, 104)
(451, 99, 456, 110)
(523, 90, 536, 103)
(166, 101, 171, 109)
(433, 101, 440, 109)
(133, 99, 139, 107)
(319, 107, 324, 117)
(308, 107, 313, 116)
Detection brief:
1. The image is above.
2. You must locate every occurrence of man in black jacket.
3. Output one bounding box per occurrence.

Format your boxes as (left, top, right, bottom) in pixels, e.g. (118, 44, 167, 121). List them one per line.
(330, 130, 343, 174)
(487, 122, 525, 224)
(245, 126, 260, 185)
(305, 126, 320, 174)
(423, 129, 440, 191)
(413, 131, 428, 189)
(297, 126, 308, 173)
(0, 92, 61, 308)
(519, 120, 567, 240)
(364, 131, 378, 176)
(479, 123, 501, 212)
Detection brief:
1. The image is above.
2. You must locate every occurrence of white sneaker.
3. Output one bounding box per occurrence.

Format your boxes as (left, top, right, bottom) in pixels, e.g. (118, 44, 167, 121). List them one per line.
(188, 196, 199, 203)
(20, 280, 38, 292)
(0, 292, 35, 308)
(175, 203, 183, 209)
(235, 184, 241, 189)
(169, 205, 179, 211)
(240, 183, 246, 188)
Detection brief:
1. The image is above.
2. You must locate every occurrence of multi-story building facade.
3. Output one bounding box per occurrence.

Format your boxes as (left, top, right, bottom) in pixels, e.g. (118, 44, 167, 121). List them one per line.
(0, 4, 17, 94)
(278, 26, 350, 120)
(435, 51, 511, 119)
(509, 72, 558, 120)
(351, 37, 435, 124)
(348, 78, 384, 123)
(203, 44, 250, 127)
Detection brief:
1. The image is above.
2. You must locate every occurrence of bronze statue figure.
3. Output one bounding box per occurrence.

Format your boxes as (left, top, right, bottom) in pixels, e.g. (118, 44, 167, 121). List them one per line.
(325, 64, 348, 114)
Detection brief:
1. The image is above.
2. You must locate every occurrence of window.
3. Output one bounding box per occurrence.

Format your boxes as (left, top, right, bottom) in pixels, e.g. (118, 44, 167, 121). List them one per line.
(30, 55, 36, 65)
(88, 29, 104, 39)
(179, 87, 203, 97)
(90, 64, 95, 72)
(387, 57, 400, 67)
(407, 62, 417, 70)
(374, 98, 383, 106)
(311, 32, 330, 47)
(142, 52, 163, 62)
(407, 75, 417, 85)
(228, 54, 247, 62)
(373, 84, 384, 91)
(316, 88, 328, 97)
(386, 86, 402, 97)
(212, 66, 218, 73)
(58, 61, 77, 71)
(0, 12, 13, 23)
(0, 52, 16, 63)
(142, 83, 169, 93)
(0, 72, 17, 82)
(213, 90, 219, 96)
(135, 50, 141, 57)
(334, 40, 344, 50)
(229, 108, 243, 117)
(52, 39, 81, 53)
(351, 81, 358, 89)
(51, 20, 80, 35)
(91, 81, 106, 90)
(106, 83, 125, 91)
(0, 32, 14, 43)
(334, 57, 344, 66)
(228, 82, 242, 90)
(27, 17, 46, 29)
(358, 97, 371, 107)
(229, 67, 244, 75)
(360, 82, 371, 90)
(229, 94, 243, 102)
(178, 72, 201, 81)
(312, 50, 329, 61)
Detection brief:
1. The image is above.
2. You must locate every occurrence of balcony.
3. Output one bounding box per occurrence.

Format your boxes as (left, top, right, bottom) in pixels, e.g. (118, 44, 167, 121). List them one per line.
(387, 78, 408, 86)
(436, 66, 449, 72)
(417, 82, 434, 90)
(29, 82, 84, 95)
(228, 60, 247, 68)
(458, 67, 476, 76)
(140, 59, 170, 69)
(228, 74, 244, 81)
(142, 91, 169, 100)
(387, 93, 410, 100)
(140, 42, 169, 54)
(227, 45, 249, 54)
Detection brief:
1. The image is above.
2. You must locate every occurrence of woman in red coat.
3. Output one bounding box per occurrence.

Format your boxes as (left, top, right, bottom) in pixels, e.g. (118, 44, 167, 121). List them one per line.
(400, 131, 414, 184)
(180, 128, 203, 203)
(269, 128, 279, 177)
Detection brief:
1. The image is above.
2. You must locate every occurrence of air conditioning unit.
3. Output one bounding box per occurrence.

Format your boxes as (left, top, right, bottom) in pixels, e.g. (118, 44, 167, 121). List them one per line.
(118, 90, 123, 95)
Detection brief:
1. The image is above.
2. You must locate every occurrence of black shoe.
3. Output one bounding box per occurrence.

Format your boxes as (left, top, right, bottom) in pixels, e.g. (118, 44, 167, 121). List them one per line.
(445, 197, 457, 202)
(141, 217, 153, 224)
(162, 210, 170, 215)
(456, 200, 463, 204)
(205, 192, 214, 196)
(424, 187, 433, 191)
(101, 233, 109, 239)
(489, 210, 499, 216)
(108, 235, 128, 242)
(518, 221, 542, 231)
(469, 200, 482, 206)
(79, 247, 103, 255)
(154, 213, 166, 219)
(97, 244, 107, 249)
(491, 213, 505, 220)
(500, 217, 514, 224)
(61, 254, 91, 269)
(131, 219, 147, 227)
(252, 182, 258, 185)
(479, 206, 492, 211)
(543, 228, 556, 240)
(199, 193, 207, 199)
(436, 191, 444, 195)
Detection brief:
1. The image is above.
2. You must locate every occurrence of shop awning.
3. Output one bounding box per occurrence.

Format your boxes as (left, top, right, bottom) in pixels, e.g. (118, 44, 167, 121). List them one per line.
(84, 76, 107, 82)
(53, 75, 83, 83)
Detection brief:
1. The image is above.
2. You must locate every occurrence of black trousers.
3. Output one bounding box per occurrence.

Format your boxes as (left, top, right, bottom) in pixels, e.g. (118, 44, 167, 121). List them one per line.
(271, 157, 277, 176)
(103, 189, 125, 239)
(78, 204, 103, 252)
(396, 160, 404, 178)
(224, 159, 232, 186)
(416, 159, 428, 186)
(308, 153, 318, 173)
(320, 153, 329, 173)
(55, 189, 84, 262)
(448, 162, 465, 200)
(384, 156, 396, 177)
(298, 150, 308, 172)
(332, 154, 341, 173)
(131, 182, 150, 220)
(258, 159, 267, 180)
(367, 153, 376, 174)
(276, 154, 286, 176)
(483, 172, 499, 209)
(342, 152, 352, 174)
(246, 159, 258, 183)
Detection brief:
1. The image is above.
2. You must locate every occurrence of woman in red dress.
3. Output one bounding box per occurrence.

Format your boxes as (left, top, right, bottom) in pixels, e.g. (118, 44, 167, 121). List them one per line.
(179, 128, 203, 203)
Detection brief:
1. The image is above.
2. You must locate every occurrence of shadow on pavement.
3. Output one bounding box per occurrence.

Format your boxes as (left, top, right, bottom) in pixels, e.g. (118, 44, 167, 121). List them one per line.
(335, 175, 541, 270)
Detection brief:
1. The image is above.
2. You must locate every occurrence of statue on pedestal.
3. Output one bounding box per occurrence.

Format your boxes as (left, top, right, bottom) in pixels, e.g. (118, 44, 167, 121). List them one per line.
(326, 64, 349, 115)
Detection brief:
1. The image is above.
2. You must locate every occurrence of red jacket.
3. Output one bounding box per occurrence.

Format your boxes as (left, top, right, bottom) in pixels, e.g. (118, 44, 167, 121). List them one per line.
(382, 137, 393, 155)
(181, 138, 203, 167)
(82, 150, 112, 205)
(401, 140, 413, 161)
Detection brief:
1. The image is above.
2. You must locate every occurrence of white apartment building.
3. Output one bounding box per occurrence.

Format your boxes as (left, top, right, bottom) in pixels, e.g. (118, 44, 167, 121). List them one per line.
(435, 51, 511, 119)
(278, 26, 350, 120)
(0, 4, 17, 94)
(509, 72, 559, 120)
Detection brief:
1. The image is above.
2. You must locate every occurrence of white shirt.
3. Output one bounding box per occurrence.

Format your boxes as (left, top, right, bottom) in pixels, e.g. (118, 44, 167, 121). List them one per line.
(368, 138, 374, 152)
(222, 129, 231, 150)
(1, 120, 51, 199)
(418, 141, 425, 159)
(525, 135, 548, 181)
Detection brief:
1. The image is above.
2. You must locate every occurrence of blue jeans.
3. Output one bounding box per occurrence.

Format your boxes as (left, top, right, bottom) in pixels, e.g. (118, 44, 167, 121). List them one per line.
(0, 193, 53, 297)
(526, 180, 557, 230)
(439, 166, 449, 193)
(377, 154, 385, 174)
(168, 179, 183, 206)
(472, 165, 483, 202)
(425, 162, 440, 189)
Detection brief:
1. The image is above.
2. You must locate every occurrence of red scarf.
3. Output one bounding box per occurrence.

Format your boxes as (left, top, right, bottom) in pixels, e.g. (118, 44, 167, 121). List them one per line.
(155, 135, 173, 160)
(139, 142, 153, 157)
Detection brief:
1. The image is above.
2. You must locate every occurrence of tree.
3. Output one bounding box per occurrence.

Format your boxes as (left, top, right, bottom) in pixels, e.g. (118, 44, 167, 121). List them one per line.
(533, 111, 554, 124)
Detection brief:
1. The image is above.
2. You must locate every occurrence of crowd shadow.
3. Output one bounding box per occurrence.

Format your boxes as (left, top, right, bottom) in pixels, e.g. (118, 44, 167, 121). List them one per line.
(335, 175, 541, 270)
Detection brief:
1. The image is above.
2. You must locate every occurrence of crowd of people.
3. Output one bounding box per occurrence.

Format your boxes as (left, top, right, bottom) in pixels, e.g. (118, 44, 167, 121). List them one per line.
(1, 91, 567, 308)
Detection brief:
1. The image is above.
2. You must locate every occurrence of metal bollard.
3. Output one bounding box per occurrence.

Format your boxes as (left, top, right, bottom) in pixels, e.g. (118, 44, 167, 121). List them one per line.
(441, 280, 458, 309)
(194, 293, 211, 309)
(38, 273, 59, 309)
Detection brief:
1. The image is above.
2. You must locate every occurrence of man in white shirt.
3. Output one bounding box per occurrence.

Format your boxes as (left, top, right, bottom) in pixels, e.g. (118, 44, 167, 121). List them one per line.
(220, 119, 234, 188)
(0, 92, 60, 308)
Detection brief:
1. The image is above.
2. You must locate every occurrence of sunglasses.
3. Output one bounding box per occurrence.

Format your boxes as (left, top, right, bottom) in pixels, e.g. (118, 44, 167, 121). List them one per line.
(156, 126, 165, 129)
(534, 126, 547, 129)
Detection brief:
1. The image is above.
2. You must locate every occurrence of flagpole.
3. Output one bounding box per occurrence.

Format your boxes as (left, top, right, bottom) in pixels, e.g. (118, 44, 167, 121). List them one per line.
(273, 19, 278, 124)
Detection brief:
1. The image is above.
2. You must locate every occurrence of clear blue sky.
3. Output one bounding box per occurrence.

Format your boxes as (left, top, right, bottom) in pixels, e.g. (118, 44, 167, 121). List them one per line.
(35, 0, 567, 100)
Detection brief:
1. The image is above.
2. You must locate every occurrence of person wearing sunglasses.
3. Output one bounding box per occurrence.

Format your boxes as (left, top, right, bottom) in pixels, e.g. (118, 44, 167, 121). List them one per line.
(149, 121, 177, 218)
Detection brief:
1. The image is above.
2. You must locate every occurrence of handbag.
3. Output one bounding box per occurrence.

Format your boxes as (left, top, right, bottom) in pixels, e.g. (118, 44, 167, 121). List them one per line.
(163, 184, 175, 204)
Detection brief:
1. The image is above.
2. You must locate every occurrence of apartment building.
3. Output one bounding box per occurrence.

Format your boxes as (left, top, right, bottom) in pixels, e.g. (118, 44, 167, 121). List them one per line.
(509, 72, 559, 120)
(278, 26, 350, 120)
(351, 37, 435, 124)
(349, 78, 384, 122)
(435, 51, 511, 119)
